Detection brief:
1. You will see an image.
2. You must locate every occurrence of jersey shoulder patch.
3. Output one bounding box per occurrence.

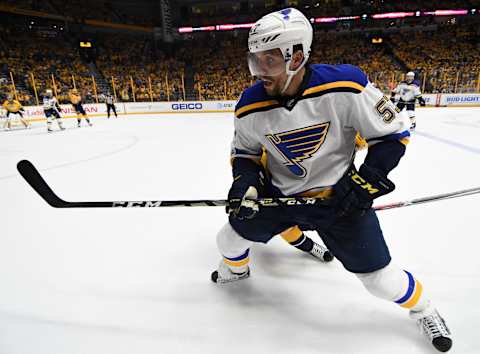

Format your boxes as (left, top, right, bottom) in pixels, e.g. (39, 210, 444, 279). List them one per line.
(302, 64, 368, 98)
(235, 81, 281, 119)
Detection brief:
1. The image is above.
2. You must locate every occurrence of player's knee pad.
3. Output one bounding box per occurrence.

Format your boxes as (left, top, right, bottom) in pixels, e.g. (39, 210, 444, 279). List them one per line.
(216, 222, 253, 258)
(407, 110, 415, 119)
(356, 263, 408, 301)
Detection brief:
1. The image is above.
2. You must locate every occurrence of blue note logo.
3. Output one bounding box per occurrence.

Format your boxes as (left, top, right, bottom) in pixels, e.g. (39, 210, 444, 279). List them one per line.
(266, 122, 330, 177)
(279, 8, 292, 20)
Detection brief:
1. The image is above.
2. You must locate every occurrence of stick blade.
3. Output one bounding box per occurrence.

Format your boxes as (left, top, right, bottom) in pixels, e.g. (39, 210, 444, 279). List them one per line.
(17, 160, 67, 208)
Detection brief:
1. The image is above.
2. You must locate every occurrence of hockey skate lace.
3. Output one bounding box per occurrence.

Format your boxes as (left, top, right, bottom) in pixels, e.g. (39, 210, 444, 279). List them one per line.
(311, 243, 326, 257)
(421, 313, 450, 340)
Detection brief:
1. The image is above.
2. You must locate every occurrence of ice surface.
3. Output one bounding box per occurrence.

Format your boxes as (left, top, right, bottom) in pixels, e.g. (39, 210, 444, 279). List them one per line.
(1, 108, 480, 354)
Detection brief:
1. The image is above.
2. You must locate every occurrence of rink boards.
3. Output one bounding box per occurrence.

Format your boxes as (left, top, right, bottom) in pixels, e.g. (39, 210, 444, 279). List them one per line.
(2, 94, 479, 122)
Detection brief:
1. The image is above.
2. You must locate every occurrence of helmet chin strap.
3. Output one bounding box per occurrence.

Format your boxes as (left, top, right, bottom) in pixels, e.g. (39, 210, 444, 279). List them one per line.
(280, 60, 305, 95)
(280, 71, 295, 94)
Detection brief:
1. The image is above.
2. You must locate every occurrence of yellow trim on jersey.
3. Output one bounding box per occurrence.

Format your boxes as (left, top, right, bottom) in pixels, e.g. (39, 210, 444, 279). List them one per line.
(235, 100, 279, 117)
(303, 81, 365, 96)
(400, 138, 410, 146)
(400, 280, 423, 309)
(355, 133, 368, 151)
(298, 188, 334, 198)
(280, 226, 303, 243)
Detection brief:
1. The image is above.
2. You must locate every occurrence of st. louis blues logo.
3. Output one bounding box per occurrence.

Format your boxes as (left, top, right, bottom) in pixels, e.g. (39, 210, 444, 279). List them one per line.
(279, 8, 292, 20)
(266, 122, 330, 177)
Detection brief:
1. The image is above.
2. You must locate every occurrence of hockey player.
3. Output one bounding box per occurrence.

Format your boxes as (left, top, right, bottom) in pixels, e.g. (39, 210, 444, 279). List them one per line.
(69, 89, 92, 127)
(2, 94, 30, 130)
(43, 89, 65, 132)
(391, 72, 426, 130)
(212, 8, 452, 353)
(104, 93, 118, 118)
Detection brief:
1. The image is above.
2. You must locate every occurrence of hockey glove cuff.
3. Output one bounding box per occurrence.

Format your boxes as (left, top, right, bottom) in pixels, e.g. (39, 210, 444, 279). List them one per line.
(333, 164, 395, 218)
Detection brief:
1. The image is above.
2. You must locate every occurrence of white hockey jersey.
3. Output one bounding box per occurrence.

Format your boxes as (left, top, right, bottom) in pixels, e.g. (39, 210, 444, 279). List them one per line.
(392, 80, 422, 102)
(43, 96, 60, 111)
(232, 64, 410, 196)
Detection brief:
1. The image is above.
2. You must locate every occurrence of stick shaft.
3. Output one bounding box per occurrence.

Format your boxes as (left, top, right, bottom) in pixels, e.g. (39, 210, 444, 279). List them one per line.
(17, 160, 480, 210)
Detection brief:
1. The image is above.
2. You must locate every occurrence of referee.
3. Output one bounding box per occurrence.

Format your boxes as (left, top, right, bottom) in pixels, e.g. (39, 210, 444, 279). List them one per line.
(105, 93, 117, 118)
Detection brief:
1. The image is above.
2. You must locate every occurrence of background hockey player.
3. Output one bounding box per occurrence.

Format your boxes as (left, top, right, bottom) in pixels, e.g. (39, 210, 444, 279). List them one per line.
(391, 71, 426, 130)
(212, 8, 452, 353)
(43, 89, 65, 132)
(2, 94, 30, 130)
(69, 88, 92, 127)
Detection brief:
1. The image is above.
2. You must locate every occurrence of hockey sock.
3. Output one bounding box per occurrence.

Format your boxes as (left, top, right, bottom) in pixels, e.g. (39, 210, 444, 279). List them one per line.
(281, 226, 314, 252)
(393, 270, 428, 311)
(356, 264, 429, 312)
(223, 249, 250, 274)
(217, 223, 253, 274)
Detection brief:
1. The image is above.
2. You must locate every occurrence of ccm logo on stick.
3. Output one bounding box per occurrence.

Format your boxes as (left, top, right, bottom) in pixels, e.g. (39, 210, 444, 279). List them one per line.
(171, 103, 203, 110)
(114, 201, 162, 207)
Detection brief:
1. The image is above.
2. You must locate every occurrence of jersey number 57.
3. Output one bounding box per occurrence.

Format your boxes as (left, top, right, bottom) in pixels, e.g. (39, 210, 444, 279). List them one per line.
(375, 95, 400, 123)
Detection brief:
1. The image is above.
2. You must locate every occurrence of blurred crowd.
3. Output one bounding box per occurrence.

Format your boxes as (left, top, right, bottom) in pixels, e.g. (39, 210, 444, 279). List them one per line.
(2, 0, 158, 26)
(391, 26, 480, 93)
(1, 20, 479, 105)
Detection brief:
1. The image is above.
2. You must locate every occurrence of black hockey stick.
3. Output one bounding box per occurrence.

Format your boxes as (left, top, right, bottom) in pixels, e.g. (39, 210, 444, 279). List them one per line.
(16, 160, 327, 208)
(17, 160, 480, 210)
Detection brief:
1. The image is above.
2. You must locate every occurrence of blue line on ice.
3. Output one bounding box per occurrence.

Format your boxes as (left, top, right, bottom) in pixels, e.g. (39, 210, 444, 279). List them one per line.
(414, 131, 480, 155)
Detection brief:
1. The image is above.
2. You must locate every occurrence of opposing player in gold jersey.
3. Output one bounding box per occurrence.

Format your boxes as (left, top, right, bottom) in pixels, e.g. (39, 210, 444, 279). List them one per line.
(2, 94, 30, 130)
(69, 89, 92, 127)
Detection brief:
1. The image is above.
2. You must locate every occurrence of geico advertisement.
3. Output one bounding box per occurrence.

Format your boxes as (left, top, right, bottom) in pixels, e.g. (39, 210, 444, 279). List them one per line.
(124, 101, 236, 113)
(171, 102, 203, 110)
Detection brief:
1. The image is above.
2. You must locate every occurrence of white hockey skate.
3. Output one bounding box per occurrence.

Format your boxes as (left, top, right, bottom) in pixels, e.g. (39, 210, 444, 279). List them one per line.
(310, 242, 334, 262)
(211, 261, 250, 284)
(410, 305, 452, 352)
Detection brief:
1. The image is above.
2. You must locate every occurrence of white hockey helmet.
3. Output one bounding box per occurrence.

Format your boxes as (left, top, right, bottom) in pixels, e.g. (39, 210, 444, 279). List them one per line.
(46, 89, 53, 97)
(248, 8, 313, 93)
(406, 71, 415, 78)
